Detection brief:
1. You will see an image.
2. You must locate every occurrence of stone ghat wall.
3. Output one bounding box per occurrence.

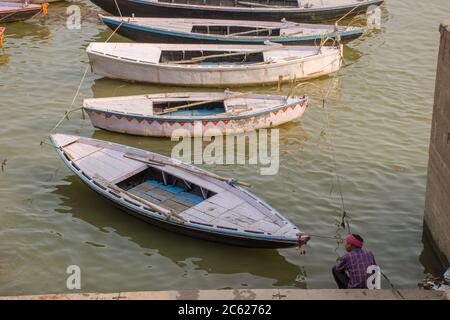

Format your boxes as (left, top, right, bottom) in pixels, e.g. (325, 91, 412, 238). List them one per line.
(424, 20, 450, 266)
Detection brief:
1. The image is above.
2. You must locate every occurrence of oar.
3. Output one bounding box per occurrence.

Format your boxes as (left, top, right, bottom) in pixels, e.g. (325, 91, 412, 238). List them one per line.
(167, 43, 283, 65)
(155, 92, 251, 115)
(93, 175, 185, 224)
(237, 1, 295, 8)
(123, 154, 252, 188)
(225, 26, 279, 37)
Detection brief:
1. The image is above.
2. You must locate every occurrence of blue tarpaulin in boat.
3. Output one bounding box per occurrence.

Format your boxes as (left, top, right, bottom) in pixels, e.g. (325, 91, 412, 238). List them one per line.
(145, 180, 204, 204)
(165, 108, 224, 116)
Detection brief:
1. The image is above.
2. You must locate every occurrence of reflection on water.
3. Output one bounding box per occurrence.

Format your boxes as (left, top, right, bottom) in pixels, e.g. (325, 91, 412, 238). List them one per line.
(2, 20, 52, 42)
(90, 71, 343, 104)
(53, 175, 307, 288)
(90, 77, 222, 99)
(419, 224, 448, 278)
(0, 52, 9, 65)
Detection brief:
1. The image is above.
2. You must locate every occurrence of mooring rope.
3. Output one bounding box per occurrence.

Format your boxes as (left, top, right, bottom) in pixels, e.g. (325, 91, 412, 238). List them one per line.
(47, 65, 89, 135)
(41, 8, 125, 145)
(335, 1, 367, 27)
(287, 35, 350, 235)
(289, 15, 403, 297)
(114, 0, 124, 18)
(105, 20, 124, 43)
(319, 41, 350, 234)
(0, 11, 18, 23)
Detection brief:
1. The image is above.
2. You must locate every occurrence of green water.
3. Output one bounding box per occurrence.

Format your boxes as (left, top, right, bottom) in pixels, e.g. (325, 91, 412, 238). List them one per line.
(0, 0, 448, 295)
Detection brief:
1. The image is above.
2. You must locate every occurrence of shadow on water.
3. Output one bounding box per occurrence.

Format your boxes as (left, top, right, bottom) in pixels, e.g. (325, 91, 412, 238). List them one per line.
(90, 72, 343, 103)
(419, 224, 449, 278)
(0, 52, 9, 65)
(52, 175, 307, 287)
(1, 20, 51, 41)
(89, 77, 222, 99)
(342, 45, 364, 65)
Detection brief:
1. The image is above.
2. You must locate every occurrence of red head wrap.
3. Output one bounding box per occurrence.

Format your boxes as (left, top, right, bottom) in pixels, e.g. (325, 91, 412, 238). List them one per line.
(346, 234, 363, 248)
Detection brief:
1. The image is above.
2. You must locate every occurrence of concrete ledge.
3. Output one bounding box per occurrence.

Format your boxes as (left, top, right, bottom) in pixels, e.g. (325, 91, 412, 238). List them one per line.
(0, 289, 447, 300)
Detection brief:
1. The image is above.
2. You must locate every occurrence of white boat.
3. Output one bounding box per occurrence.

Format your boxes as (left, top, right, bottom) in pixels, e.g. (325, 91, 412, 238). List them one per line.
(51, 133, 310, 248)
(86, 42, 343, 87)
(83, 91, 308, 137)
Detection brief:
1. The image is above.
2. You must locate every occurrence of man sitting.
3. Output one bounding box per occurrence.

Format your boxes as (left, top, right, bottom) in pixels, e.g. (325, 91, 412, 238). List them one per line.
(332, 234, 377, 289)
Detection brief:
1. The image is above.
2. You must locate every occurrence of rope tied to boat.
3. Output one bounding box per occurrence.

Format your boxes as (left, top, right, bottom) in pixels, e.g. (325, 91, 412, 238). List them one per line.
(284, 33, 350, 257)
(0, 11, 17, 23)
(113, 0, 124, 18)
(41, 13, 126, 146)
(334, 0, 368, 28)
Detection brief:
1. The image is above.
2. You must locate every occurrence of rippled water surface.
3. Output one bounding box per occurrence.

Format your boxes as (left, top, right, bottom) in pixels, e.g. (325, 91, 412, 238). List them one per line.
(0, 0, 448, 295)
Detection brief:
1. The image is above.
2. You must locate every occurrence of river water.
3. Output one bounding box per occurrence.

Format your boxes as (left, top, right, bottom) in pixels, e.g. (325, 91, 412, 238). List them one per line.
(0, 0, 448, 295)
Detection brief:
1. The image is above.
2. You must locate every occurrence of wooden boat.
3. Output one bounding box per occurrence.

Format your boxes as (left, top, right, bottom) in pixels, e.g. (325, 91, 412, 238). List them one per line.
(89, 0, 384, 23)
(0, 2, 43, 23)
(99, 15, 365, 45)
(86, 42, 342, 87)
(83, 91, 308, 137)
(51, 133, 310, 248)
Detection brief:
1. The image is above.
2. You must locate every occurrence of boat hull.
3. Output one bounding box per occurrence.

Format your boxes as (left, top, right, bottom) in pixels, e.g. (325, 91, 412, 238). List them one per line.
(87, 47, 342, 87)
(116, 201, 297, 248)
(91, 0, 384, 23)
(102, 18, 363, 45)
(0, 7, 41, 23)
(85, 100, 307, 137)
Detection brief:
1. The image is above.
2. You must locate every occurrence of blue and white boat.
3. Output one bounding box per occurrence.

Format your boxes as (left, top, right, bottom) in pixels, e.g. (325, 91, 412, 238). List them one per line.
(90, 0, 384, 23)
(100, 15, 365, 45)
(51, 134, 310, 248)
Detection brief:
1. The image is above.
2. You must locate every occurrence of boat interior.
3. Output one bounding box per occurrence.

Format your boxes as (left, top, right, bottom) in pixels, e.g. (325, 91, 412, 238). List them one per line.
(159, 50, 265, 64)
(153, 100, 227, 116)
(158, 0, 300, 8)
(84, 93, 293, 117)
(191, 25, 281, 36)
(117, 166, 215, 214)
